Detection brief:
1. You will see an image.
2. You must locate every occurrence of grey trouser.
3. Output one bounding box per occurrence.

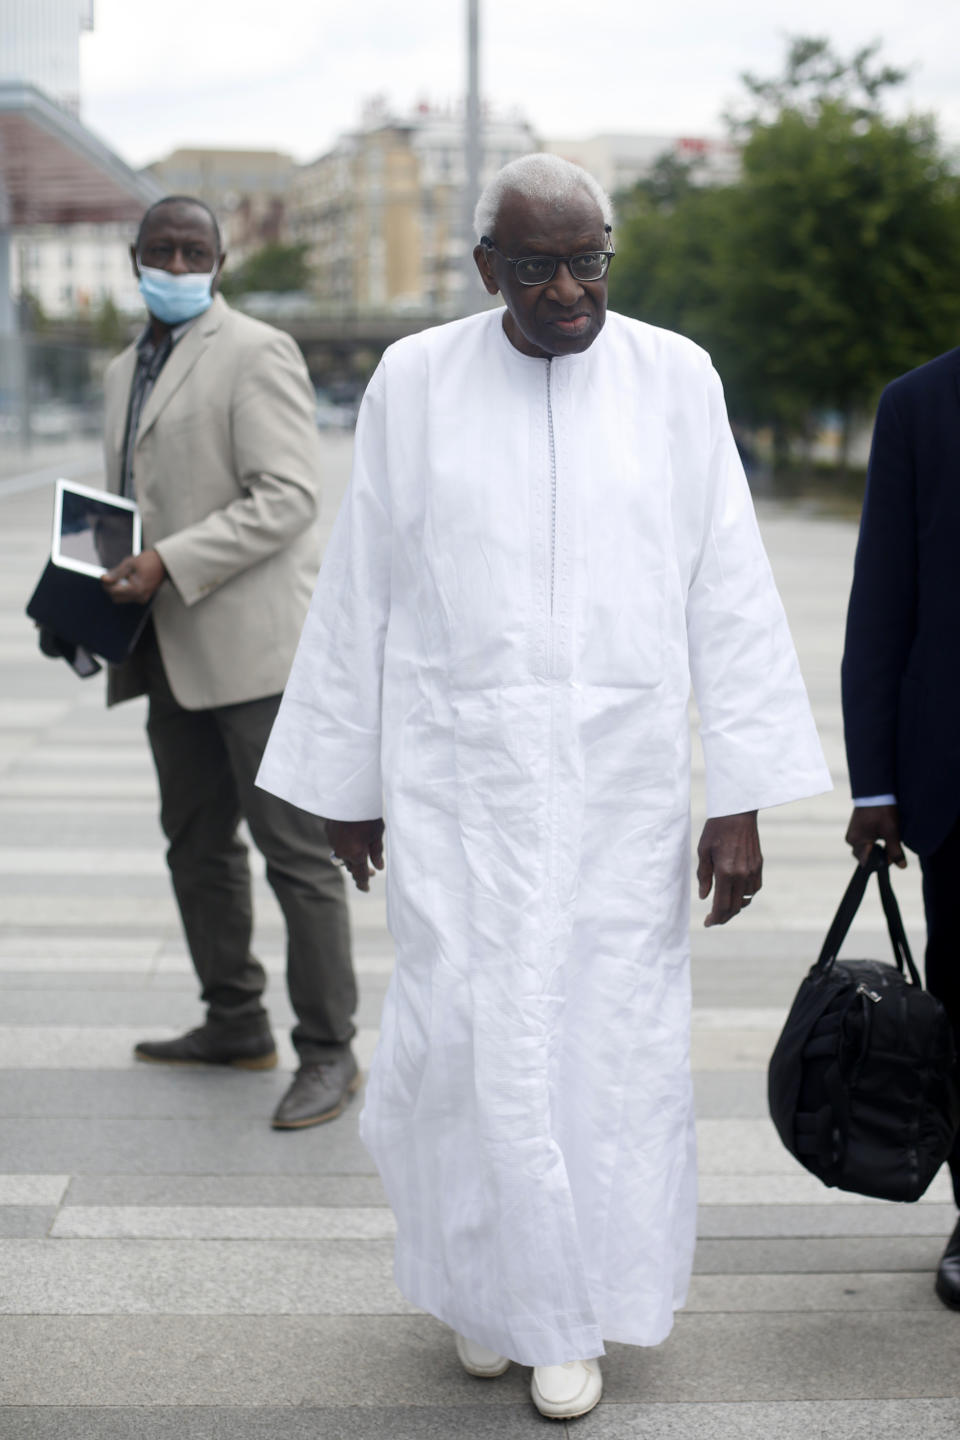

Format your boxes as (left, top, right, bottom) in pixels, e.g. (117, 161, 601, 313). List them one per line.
(142, 630, 355, 1062)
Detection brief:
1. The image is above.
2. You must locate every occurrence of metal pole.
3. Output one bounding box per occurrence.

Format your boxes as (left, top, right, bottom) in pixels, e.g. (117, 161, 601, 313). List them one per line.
(0, 175, 14, 338)
(0, 173, 29, 453)
(462, 0, 481, 314)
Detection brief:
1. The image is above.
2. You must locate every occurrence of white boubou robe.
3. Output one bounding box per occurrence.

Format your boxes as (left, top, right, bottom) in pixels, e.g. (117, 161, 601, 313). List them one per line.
(257, 308, 831, 1366)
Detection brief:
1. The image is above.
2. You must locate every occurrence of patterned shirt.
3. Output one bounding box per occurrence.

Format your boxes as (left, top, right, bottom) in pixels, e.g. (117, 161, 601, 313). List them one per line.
(120, 318, 196, 498)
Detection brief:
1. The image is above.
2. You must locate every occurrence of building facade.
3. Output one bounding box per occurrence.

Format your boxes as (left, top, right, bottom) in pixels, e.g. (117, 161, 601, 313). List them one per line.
(11, 221, 140, 319)
(0, 0, 94, 116)
(10, 144, 300, 319)
(145, 147, 297, 263)
(1, 0, 156, 328)
(290, 101, 538, 317)
(543, 132, 740, 199)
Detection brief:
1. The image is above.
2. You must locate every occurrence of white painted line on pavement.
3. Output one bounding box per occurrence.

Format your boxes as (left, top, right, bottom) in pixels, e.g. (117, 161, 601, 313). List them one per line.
(0, 1174, 70, 1205)
(52, 1205, 397, 1240)
(0, 453, 103, 499)
(0, 1025, 380, 1071)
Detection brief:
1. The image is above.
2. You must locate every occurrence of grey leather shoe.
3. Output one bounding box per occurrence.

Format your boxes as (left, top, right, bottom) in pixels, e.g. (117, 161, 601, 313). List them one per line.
(134, 1024, 277, 1070)
(271, 1052, 361, 1129)
(935, 1216, 960, 1309)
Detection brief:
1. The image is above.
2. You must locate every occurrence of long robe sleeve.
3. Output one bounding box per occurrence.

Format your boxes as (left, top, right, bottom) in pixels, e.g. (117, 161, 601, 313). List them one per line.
(686, 367, 831, 817)
(256, 366, 391, 820)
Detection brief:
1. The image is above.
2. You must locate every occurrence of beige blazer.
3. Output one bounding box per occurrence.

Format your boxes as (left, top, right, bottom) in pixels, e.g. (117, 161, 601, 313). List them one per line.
(103, 295, 322, 709)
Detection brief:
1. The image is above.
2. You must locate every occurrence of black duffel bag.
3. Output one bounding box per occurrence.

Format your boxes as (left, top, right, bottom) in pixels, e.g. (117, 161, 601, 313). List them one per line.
(768, 843, 959, 1201)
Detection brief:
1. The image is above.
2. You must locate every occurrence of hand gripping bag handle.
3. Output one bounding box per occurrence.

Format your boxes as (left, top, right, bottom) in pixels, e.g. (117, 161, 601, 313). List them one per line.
(815, 843, 921, 986)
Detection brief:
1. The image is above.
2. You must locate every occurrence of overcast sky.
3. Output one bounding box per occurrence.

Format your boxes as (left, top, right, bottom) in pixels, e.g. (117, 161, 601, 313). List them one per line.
(79, 0, 959, 169)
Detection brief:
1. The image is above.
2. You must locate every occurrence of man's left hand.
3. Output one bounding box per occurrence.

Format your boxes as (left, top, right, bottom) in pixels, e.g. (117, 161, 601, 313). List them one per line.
(102, 549, 166, 604)
(697, 810, 762, 927)
(326, 818, 385, 893)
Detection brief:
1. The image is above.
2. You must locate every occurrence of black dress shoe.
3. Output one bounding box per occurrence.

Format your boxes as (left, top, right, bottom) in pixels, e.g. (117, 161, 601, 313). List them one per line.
(134, 1024, 277, 1070)
(271, 1051, 361, 1129)
(935, 1216, 960, 1310)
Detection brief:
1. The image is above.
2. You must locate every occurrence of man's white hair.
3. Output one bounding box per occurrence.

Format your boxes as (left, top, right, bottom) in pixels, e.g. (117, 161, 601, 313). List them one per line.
(473, 153, 614, 241)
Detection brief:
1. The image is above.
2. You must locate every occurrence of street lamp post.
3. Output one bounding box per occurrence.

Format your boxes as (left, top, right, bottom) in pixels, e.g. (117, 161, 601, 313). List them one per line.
(462, 0, 481, 314)
(0, 175, 14, 338)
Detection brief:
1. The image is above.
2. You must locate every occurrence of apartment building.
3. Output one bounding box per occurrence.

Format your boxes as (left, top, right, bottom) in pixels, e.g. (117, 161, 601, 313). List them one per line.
(290, 100, 537, 316)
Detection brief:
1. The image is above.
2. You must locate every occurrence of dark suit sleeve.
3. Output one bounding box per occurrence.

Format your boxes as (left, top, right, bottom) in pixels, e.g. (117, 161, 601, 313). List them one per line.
(841, 386, 917, 798)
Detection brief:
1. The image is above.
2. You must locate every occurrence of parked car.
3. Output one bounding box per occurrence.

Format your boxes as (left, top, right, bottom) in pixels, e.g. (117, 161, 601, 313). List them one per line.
(314, 389, 357, 431)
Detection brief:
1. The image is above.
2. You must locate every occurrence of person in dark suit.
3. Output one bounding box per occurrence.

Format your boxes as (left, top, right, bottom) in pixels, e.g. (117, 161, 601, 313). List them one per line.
(842, 345, 960, 1310)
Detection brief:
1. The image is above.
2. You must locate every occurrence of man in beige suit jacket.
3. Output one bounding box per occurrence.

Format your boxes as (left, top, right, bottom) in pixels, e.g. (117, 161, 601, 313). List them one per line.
(100, 195, 358, 1130)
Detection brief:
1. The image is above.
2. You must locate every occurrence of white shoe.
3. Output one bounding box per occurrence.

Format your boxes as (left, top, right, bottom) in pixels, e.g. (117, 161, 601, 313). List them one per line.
(531, 1358, 602, 1419)
(454, 1332, 510, 1378)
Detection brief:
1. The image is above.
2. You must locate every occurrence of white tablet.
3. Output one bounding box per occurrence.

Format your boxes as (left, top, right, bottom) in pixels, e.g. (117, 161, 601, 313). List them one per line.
(51, 480, 141, 579)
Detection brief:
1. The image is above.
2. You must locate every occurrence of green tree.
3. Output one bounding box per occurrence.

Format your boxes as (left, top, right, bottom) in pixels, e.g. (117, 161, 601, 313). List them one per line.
(726, 102, 960, 463)
(219, 242, 312, 297)
(611, 182, 734, 355)
(733, 35, 907, 126)
(610, 36, 960, 470)
(92, 295, 126, 348)
(16, 288, 49, 333)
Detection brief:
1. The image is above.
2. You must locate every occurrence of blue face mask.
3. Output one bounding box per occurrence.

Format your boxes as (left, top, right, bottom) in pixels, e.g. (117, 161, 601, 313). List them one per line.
(137, 261, 217, 325)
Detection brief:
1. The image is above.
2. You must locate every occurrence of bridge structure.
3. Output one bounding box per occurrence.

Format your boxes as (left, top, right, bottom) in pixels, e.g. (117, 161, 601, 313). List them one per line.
(40, 301, 498, 389)
(268, 308, 448, 382)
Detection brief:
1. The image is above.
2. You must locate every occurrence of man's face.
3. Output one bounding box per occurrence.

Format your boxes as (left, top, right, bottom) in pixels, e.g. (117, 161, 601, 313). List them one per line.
(473, 189, 609, 359)
(130, 202, 224, 287)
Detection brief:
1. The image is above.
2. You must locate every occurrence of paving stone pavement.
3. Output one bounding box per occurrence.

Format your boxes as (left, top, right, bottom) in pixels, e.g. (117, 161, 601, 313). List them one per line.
(1, 438, 958, 1438)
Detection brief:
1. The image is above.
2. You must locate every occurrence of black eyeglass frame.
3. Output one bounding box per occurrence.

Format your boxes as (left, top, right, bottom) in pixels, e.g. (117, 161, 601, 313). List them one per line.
(479, 234, 616, 287)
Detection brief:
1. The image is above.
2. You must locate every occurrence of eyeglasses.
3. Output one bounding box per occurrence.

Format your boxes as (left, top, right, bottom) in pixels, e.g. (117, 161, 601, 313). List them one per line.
(480, 237, 615, 286)
(137, 242, 217, 268)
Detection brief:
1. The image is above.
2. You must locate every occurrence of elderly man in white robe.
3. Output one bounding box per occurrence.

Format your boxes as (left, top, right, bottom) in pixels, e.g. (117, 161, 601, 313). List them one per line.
(257, 153, 830, 1421)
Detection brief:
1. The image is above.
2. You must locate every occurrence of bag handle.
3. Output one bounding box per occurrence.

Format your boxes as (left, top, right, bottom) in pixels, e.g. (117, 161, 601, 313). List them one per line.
(815, 843, 922, 987)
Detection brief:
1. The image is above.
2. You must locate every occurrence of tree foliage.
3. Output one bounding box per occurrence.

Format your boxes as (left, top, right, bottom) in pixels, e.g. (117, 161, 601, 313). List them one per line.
(93, 296, 126, 347)
(609, 36, 960, 463)
(219, 243, 312, 297)
(733, 35, 907, 126)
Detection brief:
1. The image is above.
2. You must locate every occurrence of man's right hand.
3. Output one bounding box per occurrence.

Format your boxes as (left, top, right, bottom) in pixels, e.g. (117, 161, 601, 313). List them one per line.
(845, 804, 907, 868)
(326, 818, 385, 892)
(102, 549, 166, 605)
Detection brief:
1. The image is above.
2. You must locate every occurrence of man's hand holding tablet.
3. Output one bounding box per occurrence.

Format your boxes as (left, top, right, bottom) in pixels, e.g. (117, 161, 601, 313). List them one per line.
(102, 550, 166, 605)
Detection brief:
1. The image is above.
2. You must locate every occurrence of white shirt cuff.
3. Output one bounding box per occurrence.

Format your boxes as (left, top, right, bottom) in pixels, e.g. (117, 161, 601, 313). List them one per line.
(853, 794, 897, 807)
